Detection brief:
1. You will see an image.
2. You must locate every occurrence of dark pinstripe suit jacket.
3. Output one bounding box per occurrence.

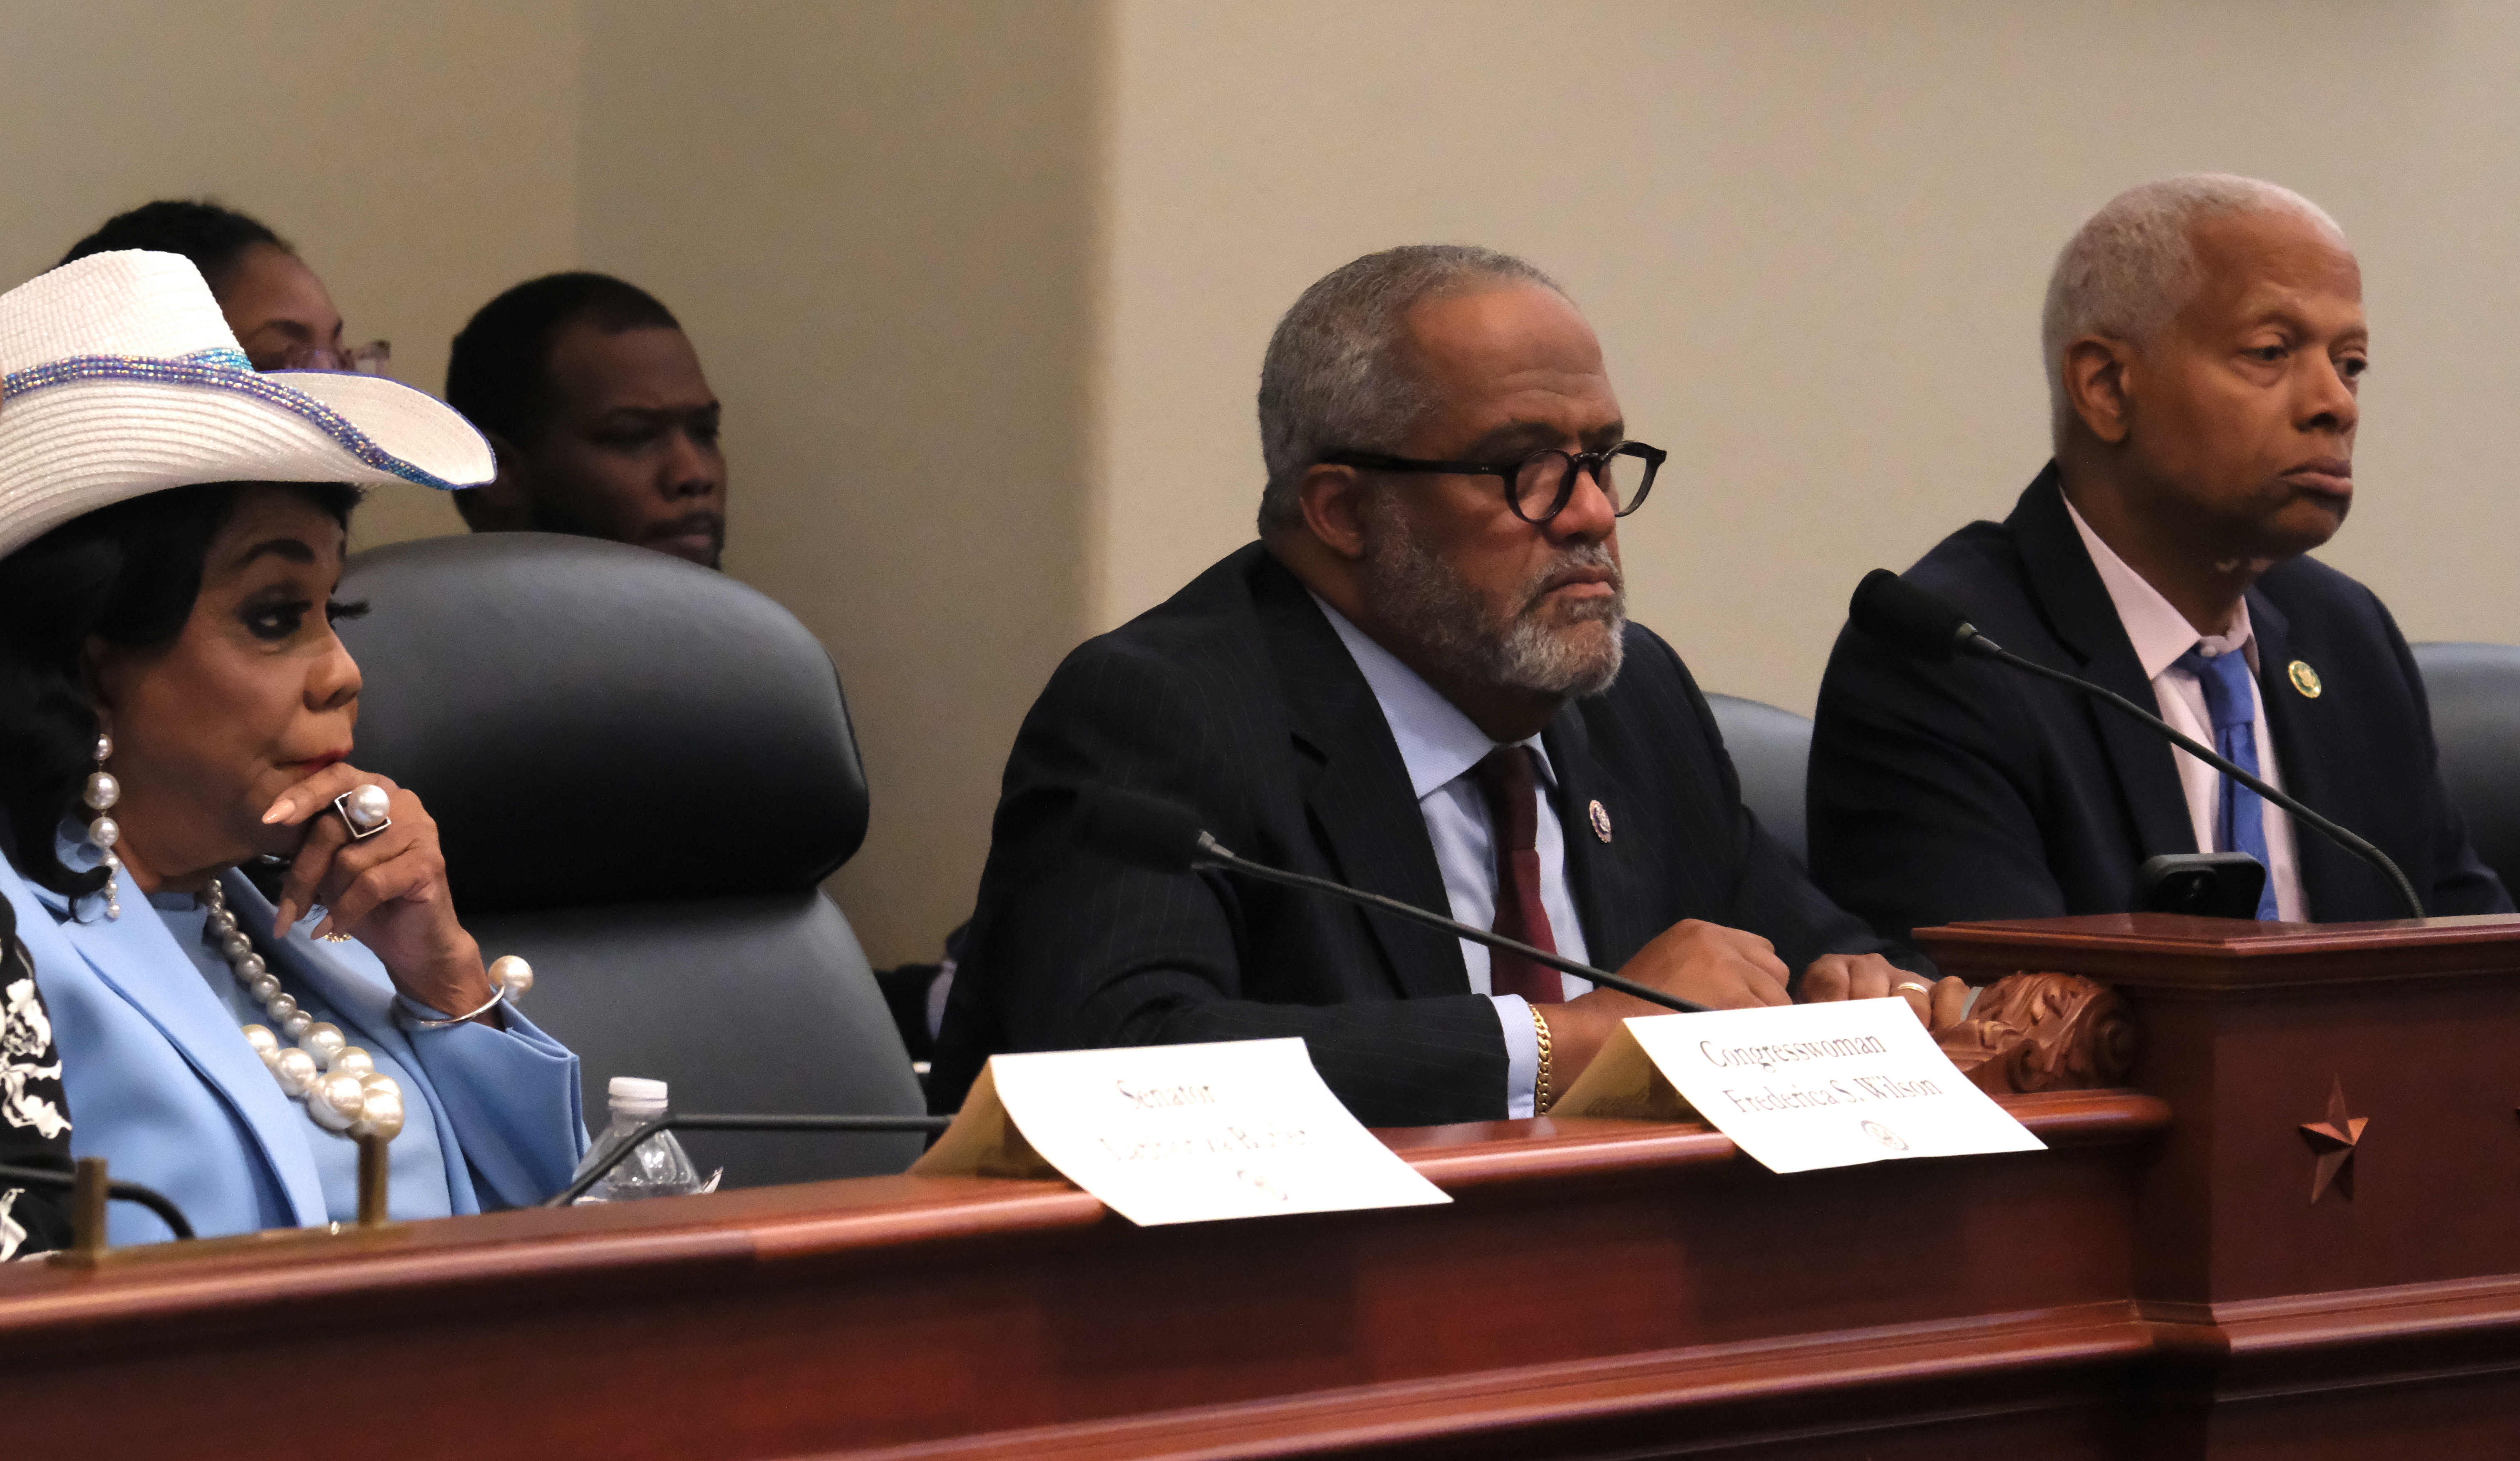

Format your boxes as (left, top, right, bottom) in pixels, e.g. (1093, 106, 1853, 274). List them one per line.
(933, 544, 1922, 1126)
(1809, 467, 2511, 942)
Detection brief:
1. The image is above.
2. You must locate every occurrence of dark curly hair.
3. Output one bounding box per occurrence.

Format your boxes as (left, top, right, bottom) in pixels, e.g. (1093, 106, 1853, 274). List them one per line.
(0, 481, 360, 897)
(58, 199, 292, 297)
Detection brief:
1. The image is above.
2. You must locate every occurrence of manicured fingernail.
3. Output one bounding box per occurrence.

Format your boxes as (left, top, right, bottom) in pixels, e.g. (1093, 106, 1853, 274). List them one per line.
(262, 799, 290, 825)
(311, 918, 333, 941)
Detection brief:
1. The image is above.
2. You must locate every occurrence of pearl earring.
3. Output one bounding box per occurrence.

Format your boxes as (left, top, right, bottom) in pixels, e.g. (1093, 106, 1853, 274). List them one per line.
(85, 730, 122, 921)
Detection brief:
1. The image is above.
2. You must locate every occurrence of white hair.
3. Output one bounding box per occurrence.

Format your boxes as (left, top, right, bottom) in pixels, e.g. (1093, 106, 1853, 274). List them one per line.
(1256, 245, 1563, 533)
(2041, 173, 2347, 446)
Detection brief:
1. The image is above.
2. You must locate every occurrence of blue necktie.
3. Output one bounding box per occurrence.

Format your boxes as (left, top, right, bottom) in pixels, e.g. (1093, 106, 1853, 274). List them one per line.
(2173, 645, 2279, 920)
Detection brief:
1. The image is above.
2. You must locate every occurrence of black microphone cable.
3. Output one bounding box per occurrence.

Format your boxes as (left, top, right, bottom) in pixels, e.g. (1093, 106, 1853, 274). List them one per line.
(0, 1161, 196, 1241)
(544, 1113, 954, 1208)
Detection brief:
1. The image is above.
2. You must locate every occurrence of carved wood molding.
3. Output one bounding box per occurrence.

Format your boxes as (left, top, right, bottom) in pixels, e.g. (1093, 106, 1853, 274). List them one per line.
(1937, 972, 2141, 1095)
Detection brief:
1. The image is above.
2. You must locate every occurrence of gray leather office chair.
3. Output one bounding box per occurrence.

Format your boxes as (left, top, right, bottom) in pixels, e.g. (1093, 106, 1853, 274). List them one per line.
(2413, 641, 2520, 897)
(337, 533, 924, 1186)
(1704, 693, 1815, 868)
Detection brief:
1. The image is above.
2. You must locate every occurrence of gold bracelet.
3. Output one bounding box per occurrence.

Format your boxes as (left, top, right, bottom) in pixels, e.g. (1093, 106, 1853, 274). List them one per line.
(1530, 1004, 1555, 1115)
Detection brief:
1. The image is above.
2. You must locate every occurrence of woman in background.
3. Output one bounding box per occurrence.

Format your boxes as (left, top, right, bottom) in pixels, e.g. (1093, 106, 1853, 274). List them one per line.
(61, 198, 387, 374)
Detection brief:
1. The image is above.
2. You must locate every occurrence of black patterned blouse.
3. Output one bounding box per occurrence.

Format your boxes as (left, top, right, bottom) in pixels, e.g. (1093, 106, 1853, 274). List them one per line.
(1, 893, 74, 1260)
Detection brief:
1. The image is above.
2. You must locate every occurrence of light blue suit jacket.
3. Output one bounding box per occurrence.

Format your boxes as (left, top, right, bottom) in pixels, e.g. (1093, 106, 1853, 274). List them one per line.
(1, 856, 585, 1244)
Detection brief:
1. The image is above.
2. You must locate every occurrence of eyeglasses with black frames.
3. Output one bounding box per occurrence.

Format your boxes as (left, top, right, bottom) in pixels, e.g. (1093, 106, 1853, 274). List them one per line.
(1319, 441, 1667, 524)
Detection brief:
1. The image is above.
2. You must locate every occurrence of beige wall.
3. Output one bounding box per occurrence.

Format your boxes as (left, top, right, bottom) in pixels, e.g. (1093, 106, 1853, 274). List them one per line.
(9, 2, 2519, 962)
(0, 0, 584, 551)
(579, 0, 1102, 965)
(1099, 0, 2520, 716)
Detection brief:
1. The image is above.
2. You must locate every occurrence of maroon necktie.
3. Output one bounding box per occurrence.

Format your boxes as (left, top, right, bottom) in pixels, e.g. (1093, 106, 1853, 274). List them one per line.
(1468, 747, 1563, 1004)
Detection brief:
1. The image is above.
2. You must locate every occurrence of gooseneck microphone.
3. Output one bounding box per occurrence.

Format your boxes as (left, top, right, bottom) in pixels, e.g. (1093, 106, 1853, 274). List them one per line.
(1847, 568, 2425, 920)
(1070, 782, 1708, 1014)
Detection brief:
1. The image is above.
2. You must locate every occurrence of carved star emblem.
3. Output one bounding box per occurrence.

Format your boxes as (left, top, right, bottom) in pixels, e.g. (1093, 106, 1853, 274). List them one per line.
(2298, 1076, 2367, 1203)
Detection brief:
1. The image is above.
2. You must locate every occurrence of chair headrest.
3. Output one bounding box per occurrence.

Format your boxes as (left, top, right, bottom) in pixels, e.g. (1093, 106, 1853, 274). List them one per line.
(2414, 641, 2520, 714)
(338, 533, 866, 912)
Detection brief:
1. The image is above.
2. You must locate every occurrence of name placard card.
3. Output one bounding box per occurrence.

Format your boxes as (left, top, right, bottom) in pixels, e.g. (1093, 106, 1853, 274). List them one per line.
(913, 1038, 1451, 1226)
(1559, 998, 2043, 1174)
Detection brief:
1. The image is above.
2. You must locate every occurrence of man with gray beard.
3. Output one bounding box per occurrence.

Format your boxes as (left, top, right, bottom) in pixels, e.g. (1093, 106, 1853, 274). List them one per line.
(932, 246, 1944, 1127)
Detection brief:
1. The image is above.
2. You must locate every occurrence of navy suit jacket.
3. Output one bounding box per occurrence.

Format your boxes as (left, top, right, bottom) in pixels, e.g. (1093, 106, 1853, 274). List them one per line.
(933, 542, 1923, 1127)
(1808, 466, 2511, 942)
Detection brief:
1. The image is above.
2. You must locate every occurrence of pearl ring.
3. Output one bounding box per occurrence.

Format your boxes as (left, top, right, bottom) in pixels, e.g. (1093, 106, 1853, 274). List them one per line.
(334, 784, 394, 841)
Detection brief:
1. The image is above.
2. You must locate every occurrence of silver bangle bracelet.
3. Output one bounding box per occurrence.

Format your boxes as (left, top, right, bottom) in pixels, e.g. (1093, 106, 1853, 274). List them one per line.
(395, 985, 506, 1031)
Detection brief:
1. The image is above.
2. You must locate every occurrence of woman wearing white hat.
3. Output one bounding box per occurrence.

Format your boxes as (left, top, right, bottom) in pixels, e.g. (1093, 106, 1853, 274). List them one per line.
(0, 251, 585, 1243)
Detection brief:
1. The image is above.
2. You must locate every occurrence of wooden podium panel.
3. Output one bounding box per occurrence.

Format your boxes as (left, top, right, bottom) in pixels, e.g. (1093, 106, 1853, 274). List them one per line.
(0, 1097, 2163, 1460)
(1921, 914, 2520, 1299)
(1919, 913, 2520, 1455)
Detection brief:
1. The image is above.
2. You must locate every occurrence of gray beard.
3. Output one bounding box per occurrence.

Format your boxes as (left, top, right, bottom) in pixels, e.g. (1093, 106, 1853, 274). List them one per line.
(1360, 514, 1626, 699)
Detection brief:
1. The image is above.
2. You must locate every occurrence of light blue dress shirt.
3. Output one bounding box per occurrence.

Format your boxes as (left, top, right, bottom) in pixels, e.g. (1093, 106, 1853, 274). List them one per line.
(1315, 597, 1593, 1118)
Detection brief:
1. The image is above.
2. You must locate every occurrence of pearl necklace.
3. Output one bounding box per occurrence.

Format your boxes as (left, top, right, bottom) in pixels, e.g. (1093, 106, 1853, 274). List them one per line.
(199, 878, 405, 1143)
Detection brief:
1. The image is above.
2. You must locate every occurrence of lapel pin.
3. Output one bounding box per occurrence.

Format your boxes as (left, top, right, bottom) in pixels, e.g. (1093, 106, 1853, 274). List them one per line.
(2287, 660, 2323, 698)
(1589, 800, 1613, 843)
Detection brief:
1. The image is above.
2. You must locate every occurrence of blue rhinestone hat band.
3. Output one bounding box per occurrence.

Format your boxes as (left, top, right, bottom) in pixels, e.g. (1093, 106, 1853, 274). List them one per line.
(0, 347, 464, 490)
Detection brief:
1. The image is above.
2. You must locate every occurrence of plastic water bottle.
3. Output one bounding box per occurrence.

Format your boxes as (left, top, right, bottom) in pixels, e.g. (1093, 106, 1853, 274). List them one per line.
(570, 1077, 721, 1203)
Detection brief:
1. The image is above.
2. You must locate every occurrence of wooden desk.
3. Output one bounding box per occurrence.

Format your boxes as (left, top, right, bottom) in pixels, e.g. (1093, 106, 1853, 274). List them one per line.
(1919, 912, 2520, 1455)
(2, 915, 2515, 1458)
(0, 1097, 2164, 1460)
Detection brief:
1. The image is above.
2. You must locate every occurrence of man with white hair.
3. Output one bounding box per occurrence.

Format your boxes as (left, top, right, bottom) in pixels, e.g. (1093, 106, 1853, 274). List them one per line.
(1808, 174, 2510, 940)
(933, 245, 1950, 1127)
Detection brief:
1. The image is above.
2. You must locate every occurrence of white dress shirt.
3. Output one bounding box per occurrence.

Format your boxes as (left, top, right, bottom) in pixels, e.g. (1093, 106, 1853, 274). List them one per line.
(1315, 597, 1593, 1117)
(2063, 493, 2306, 921)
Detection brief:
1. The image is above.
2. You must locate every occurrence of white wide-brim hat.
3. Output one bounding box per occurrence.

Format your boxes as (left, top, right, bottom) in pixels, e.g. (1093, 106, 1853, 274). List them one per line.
(0, 249, 494, 561)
